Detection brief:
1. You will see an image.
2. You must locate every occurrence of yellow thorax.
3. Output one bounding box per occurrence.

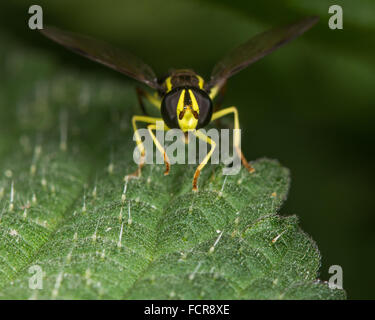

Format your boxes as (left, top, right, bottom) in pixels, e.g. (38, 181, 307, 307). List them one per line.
(165, 74, 204, 93)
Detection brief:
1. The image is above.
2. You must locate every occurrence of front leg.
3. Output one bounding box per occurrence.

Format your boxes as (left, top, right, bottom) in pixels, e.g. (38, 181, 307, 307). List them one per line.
(125, 115, 164, 180)
(147, 124, 170, 175)
(191, 129, 216, 192)
(210, 106, 255, 173)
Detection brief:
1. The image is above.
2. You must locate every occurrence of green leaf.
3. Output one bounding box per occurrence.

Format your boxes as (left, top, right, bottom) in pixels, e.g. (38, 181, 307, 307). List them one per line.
(0, 36, 345, 300)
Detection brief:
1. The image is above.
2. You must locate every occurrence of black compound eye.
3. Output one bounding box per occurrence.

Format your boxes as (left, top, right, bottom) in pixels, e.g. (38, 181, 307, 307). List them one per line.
(161, 89, 182, 129)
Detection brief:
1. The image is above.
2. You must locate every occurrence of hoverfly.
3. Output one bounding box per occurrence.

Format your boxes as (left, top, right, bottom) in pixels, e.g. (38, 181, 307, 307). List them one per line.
(40, 16, 318, 191)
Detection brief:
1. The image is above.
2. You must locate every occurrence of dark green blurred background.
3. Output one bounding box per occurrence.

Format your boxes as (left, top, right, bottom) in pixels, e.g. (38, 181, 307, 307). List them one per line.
(1, 0, 374, 299)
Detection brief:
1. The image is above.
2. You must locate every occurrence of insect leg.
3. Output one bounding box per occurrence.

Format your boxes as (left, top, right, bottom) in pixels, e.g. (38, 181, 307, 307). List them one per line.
(126, 115, 163, 179)
(147, 124, 170, 175)
(211, 83, 227, 128)
(136, 87, 161, 115)
(191, 130, 216, 192)
(208, 84, 221, 101)
(210, 106, 255, 173)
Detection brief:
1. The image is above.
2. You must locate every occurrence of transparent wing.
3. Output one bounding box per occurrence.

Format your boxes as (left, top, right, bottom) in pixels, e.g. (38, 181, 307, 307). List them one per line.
(205, 16, 319, 90)
(40, 26, 161, 90)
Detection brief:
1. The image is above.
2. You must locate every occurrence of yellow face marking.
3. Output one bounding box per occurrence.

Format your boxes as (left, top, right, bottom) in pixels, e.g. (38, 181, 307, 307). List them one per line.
(189, 89, 200, 112)
(177, 89, 199, 132)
